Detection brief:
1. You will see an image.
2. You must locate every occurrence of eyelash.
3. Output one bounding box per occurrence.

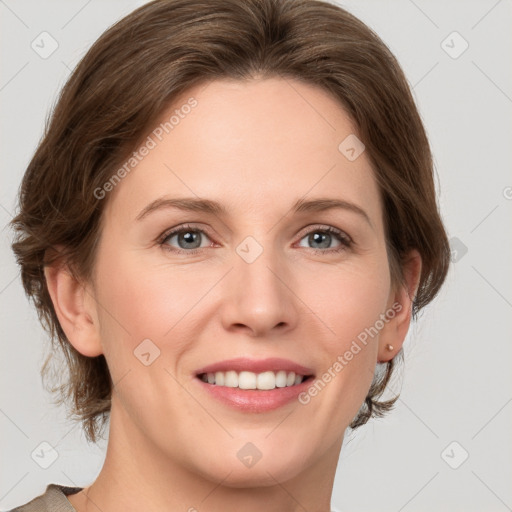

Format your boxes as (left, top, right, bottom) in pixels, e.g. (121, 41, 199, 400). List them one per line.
(158, 223, 353, 256)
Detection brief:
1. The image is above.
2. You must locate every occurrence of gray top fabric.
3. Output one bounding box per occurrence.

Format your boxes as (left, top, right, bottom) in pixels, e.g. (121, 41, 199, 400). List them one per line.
(9, 484, 82, 512)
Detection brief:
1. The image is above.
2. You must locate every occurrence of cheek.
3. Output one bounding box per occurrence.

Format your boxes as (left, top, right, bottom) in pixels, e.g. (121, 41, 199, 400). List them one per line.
(95, 246, 208, 333)
(92, 246, 206, 375)
(304, 252, 391, 350)
(297, 252, 390, 419)
(94, 236, 390, 369)
(91, 250, 206, 419)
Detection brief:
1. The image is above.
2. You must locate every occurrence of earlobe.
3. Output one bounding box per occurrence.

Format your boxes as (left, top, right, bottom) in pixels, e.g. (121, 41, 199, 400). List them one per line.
(44, 259, 103, 358)
(378, 249, 422, 362)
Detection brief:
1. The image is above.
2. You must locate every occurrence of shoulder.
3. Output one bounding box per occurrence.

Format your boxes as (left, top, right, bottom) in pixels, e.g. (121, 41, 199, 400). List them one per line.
(7, 484, 83, 512)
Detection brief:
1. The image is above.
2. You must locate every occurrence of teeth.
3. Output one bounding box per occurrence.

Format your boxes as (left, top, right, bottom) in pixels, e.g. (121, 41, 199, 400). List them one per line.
(275, 370, 287, 388)
(200, 370, 306, 390)
(215, 371, 224, 386)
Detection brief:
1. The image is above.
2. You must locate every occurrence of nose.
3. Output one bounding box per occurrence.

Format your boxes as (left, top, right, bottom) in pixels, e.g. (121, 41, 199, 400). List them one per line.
(219, 240, 299, 338)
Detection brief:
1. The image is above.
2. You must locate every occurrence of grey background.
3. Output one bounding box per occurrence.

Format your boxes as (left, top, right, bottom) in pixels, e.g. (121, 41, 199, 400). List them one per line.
(1, 1, 511, 510)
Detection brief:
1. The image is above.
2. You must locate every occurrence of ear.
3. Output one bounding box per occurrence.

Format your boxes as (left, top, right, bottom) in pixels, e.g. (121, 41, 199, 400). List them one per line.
(44, 250, 103, 357)
(377, 249, 422, 363)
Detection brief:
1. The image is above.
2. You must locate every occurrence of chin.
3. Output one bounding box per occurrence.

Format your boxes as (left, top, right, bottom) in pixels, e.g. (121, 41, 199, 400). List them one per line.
(203, 459, 307, 488)
(188, 437, 313, 488)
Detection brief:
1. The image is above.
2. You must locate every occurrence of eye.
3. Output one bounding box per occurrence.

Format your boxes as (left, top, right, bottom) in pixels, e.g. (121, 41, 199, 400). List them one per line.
(159, 224, 214, 254)
(296, 226, 352, 253)
(158, 223, 352, 256)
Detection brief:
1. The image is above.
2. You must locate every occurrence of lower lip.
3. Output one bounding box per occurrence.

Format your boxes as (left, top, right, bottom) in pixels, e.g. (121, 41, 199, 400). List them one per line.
(195, 376, 314, 412)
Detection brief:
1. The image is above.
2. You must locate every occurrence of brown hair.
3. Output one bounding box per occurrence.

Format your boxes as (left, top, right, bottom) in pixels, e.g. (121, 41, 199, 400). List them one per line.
(10, 0, 450, 443)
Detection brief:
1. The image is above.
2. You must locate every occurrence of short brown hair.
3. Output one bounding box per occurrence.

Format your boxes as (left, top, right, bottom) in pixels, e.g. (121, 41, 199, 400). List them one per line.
(10, 0, 450, 443)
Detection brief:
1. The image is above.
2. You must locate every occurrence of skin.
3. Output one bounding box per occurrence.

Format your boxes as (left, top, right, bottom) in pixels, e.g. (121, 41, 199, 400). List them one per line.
(45, 77, 421, 512)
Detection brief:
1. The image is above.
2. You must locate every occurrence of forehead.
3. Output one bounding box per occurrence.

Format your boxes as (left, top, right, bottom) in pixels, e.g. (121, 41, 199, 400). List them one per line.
(104, 77, 383, 228)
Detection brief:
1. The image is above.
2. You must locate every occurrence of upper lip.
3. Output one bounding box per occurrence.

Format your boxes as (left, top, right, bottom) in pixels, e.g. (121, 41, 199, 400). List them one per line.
(195, 357, 315, 376)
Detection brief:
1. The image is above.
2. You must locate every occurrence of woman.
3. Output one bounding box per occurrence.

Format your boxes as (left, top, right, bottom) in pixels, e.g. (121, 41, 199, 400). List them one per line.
(9, 0, 450, 510)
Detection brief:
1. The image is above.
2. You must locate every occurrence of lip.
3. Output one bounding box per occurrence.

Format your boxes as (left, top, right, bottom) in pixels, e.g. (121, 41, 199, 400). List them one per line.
(194, 357, 315, 413)
(195, 357, 315, 377)
(195, 374, 315, 413)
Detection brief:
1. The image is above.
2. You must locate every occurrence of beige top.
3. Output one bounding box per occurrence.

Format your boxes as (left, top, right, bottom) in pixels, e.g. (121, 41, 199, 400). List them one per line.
(9, 484, 82, 512)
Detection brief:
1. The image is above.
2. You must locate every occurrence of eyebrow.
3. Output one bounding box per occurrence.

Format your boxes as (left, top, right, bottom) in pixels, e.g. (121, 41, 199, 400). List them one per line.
(135, 196, 373, 228)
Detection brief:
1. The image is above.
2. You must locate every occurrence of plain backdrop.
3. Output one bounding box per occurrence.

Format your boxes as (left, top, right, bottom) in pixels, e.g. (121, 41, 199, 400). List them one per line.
(1, 1, 511, 511)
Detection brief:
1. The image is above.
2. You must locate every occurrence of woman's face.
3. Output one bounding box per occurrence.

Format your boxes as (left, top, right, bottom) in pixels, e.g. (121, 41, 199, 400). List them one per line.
(84, 77, 405, 485)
